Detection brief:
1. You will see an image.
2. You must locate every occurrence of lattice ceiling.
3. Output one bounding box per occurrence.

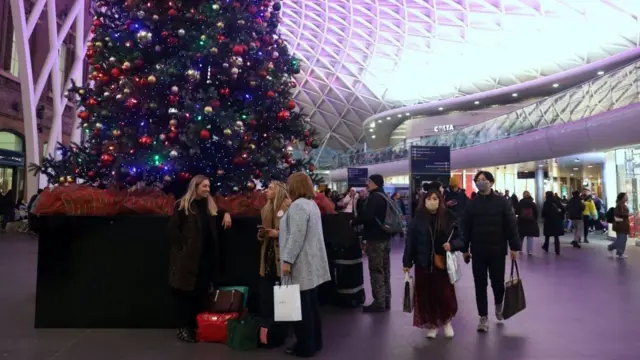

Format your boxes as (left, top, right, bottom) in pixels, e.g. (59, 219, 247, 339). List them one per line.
(279, 0, 640, 150)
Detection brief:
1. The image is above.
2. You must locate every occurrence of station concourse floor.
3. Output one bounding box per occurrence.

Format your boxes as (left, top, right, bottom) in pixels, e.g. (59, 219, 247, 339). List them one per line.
(1, 231, 639, 360)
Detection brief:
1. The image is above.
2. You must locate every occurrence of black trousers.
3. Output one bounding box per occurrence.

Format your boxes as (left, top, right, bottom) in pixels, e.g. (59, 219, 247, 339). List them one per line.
(471, 252, 506, 317)
(293, 287, 323, 357)
(173, 266, 213, 329)
(259, 275, 280, 321)
(544, 236, 560, 254)
(583, 215, 590, 240)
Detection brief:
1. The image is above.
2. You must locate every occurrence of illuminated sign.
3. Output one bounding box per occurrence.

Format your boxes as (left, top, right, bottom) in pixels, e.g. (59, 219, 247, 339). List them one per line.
(433, 125, 454, 133)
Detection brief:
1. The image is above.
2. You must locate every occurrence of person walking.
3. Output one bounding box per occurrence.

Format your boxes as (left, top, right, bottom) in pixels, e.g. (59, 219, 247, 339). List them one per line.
(403, 185, 463, 339)
(541, 191, 565, 255)
(352, 174, 392, 313)
(461, 171, 520, 333)
(443, 177, 468, 216)
(167, 175, 232, 343)
(607, 192, 630, 259)
(515, 191, 539, 256)
(581, 191, 598, 243)
(566, 191, 584, 248)
(280, 172, 331, 357)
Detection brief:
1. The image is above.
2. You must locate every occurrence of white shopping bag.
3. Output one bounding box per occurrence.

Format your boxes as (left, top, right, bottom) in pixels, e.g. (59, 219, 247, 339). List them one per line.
(274, 283, 302, 322)
(446, 252, 462, 284)
(402, 272, 414, 313)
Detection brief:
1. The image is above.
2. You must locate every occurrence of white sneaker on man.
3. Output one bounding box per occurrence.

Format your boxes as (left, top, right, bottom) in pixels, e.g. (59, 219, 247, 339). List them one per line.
(495, 303, 504, 321)
(477, 316, 489, 333)
(443, 322, 454, 338)
(426, 328, 438, 339)
(617, 254, 629, 259)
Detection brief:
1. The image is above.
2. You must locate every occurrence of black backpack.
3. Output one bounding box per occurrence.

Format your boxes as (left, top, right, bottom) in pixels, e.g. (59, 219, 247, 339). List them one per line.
(606, 207, 615, 223)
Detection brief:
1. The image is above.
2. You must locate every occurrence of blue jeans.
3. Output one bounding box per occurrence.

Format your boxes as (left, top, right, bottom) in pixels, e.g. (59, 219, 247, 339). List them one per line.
(609, 233, 628, 256)
(524, 236, 534, 253)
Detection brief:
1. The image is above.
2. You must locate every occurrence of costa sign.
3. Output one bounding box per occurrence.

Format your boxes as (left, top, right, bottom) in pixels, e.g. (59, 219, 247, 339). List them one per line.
(433, 124, 454, 133)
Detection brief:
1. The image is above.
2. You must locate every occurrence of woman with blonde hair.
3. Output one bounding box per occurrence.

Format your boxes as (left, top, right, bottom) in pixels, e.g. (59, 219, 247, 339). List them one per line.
(280, 172, 331, 357)
(167, 175, 232, 343)
(257, 180, 291, 320)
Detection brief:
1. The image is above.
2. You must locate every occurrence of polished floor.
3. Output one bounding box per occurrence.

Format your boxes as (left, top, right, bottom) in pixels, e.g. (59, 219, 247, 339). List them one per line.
(1, 231, 639, 360)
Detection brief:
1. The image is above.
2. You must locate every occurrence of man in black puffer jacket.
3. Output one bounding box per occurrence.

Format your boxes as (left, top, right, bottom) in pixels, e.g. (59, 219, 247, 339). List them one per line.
(462, 171, 520, 333)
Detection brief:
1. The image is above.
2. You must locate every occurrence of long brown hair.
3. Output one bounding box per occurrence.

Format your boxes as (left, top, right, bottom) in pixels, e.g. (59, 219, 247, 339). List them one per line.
(417, 189, 453, 233)
(261, 181, 291, 229)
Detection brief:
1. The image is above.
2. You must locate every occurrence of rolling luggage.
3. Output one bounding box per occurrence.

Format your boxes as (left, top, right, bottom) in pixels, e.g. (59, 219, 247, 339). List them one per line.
(330, 243, 365, 308)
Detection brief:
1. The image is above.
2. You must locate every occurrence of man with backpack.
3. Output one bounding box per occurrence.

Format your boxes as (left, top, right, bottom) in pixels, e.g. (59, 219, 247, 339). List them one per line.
(352, 174, 399, 313)
(567, 191, 585, 248)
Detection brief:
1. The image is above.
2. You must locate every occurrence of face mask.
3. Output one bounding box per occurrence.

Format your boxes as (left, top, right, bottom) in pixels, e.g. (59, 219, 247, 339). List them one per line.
(476, 181, 491, 192)
(425, 200, 439, 211)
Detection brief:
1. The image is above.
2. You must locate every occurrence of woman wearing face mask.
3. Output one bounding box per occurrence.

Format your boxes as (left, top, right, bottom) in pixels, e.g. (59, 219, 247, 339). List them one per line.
(403, 185, 464, 339)
(607, 192, 630, 259)
(257, 181, 291, 320)
(167, 175, 233, 343)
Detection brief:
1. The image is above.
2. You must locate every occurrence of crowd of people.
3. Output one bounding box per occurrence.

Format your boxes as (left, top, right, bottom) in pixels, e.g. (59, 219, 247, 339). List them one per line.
(164, 168, 631, 355)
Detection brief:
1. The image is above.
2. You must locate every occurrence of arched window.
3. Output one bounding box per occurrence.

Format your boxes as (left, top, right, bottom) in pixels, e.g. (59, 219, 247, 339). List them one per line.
(0, 131, 24, 153)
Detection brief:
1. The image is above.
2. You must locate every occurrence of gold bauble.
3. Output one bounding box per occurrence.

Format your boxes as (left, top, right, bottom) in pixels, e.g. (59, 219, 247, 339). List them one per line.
(204, 106, 213, 114)
(223, 128, 232, 136)
(147, 75, 156, 84)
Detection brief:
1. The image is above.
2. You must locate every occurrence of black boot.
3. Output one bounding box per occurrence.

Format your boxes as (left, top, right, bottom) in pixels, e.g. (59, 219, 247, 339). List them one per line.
(362, 304, 386, 313)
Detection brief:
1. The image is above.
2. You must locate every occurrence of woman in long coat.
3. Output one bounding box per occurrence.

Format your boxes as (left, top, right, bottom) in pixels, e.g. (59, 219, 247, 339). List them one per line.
(541, 191, 565, 255)
(515, 191, 539, 255)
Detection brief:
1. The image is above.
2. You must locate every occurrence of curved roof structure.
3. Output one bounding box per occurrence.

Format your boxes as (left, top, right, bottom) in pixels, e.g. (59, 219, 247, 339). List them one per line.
(279, 0, 640, 150)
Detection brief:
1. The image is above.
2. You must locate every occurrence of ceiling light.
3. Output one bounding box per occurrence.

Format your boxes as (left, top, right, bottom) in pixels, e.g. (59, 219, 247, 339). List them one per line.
(573, 168, 578, 170)
(369, 123, 375, 128)
(597, 71, 604, 75)
(553, 83, 559, 88)
(397, 114, 402, 117)
(570, 174, 574, 176)
(386, 117, 391, 120)
(588, 165, 593, 168)
(377, 120, 382, 123)
(369, 128, 374, 132)
(512, 93, 518, 97)
(474, 101, 480, 105)
(438, 107, 443, 111)
(538, 164, 543, 167)
(405, 112, 410, 116)
(371, 135, 376, 139)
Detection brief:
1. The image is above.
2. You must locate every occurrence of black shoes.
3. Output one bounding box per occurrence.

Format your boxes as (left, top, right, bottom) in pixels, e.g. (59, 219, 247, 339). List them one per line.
(571, 241, 582, 248)
(176, 327, 197, 343)
(362, 304, 387, 313)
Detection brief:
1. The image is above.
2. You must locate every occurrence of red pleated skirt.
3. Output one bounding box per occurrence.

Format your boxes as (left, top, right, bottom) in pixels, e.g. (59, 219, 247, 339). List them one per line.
(413, 266, 458, 328)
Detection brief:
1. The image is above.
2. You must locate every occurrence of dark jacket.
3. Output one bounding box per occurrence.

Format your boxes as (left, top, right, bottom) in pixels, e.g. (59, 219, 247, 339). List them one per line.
(566, 196, 585, 220)
(541, 200, 565, 237)
(613, 203, 630, 235)
(403, 209, 464, 270)
(515, 198, 540, 238)
(461, 190, 520, 254)
(167, 202, 227, 291)
(352, 188, 390, 242)
(443, 187, 468, 216)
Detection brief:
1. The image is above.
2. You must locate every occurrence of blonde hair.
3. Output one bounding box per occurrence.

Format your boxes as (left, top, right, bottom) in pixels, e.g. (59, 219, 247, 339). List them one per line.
(287, 172, 315, 201)
(261, 181, 291, 229)
(177, 174, 218, 215)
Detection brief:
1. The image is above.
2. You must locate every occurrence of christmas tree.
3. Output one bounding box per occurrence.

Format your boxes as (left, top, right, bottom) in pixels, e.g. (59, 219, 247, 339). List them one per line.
(33, 0, 321, 193)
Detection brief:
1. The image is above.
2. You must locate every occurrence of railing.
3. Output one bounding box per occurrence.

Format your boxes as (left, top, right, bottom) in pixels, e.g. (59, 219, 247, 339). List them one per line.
(321, 58, 640, 170)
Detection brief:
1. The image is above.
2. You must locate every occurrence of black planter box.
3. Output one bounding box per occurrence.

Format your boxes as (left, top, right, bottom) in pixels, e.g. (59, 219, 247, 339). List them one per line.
(35, 213, 356, 328)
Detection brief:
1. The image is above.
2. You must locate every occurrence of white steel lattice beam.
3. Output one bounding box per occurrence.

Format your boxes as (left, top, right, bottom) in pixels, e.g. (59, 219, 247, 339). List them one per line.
(9, 0, 87, 197)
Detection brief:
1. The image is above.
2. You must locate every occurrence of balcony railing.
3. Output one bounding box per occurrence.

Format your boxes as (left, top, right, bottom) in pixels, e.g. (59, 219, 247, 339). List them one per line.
(322, 59, 640, 170)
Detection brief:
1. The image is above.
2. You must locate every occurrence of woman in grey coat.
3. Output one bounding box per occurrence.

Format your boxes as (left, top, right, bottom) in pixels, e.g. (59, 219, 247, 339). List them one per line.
(280, 172, 331, 357)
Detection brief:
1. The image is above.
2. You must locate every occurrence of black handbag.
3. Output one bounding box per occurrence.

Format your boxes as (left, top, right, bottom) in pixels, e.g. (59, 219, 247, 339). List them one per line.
(502, 260, 526, 320)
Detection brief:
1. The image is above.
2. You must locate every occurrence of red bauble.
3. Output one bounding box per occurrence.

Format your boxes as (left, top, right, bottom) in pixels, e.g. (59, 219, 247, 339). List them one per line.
(78, 111, 90, 121)
(178, 171, 192, 181)
(232, 45, 245, 55)
(277, 110, 290, 121)
(286, 100, 296, 110)
(100, 153, 114, 167)
(111, 67, 121, 77)
(304, 130, 310, 137)
(168, 9, 178, 16)
(87, 170, 96, 179)
(248, 4, 258, 14)
(309, 164, 316, 172)
(93, 19, 102, 27)
(258, 69, 268, 78)
(168, 95, 179, 105)
(86, 97, 97, 106)
(138, 135, 153, 147)
(211, 99, 221, 108)
(290, 81, 297, 88)
(166, 131, 178, 142)
(199, 129, 210, 140)
(220, 88, 230, 96)
(266, 90, 276, 98)
(161, 31, 169, 38)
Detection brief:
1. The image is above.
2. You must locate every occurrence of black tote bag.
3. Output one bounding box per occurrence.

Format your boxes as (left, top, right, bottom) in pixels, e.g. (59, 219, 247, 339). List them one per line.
(502, 260, 526, 320)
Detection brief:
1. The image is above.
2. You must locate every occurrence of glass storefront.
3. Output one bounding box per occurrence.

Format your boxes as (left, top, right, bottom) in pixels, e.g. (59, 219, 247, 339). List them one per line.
(614, 147, 640, 239)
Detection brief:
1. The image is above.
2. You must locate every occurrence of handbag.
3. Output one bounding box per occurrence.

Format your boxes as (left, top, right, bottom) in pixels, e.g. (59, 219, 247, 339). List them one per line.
(227, 315, 259, 351)
(211, 289, 245, 313)
(273, 277, 302, 322)
(402, 272, 414, 313)
(196, 312, 240, 343)
(502, 260, 526, 320)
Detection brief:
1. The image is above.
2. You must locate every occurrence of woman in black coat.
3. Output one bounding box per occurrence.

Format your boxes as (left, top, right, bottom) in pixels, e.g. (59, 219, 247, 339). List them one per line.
(541, 191, 565, 255)
(515, 191, 539, 255)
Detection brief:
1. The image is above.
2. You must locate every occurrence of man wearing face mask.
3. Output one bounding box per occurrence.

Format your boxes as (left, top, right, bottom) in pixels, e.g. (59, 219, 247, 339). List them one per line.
(461, 171, 520, 333)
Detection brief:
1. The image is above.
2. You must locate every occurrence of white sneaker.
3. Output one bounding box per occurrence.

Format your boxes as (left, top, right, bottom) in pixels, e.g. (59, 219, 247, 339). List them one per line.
(477, 316, 489, 333)
(443, 322, 454, 338)
(426, 328, 438, 339)
(608, 249, 616, 258)
(617, 254, 629, 259)
(495, 303, 504, 321)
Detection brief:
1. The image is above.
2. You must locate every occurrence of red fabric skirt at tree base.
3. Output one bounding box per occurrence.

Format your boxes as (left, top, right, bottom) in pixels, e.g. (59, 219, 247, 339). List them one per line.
(413, 266, 458, 328)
